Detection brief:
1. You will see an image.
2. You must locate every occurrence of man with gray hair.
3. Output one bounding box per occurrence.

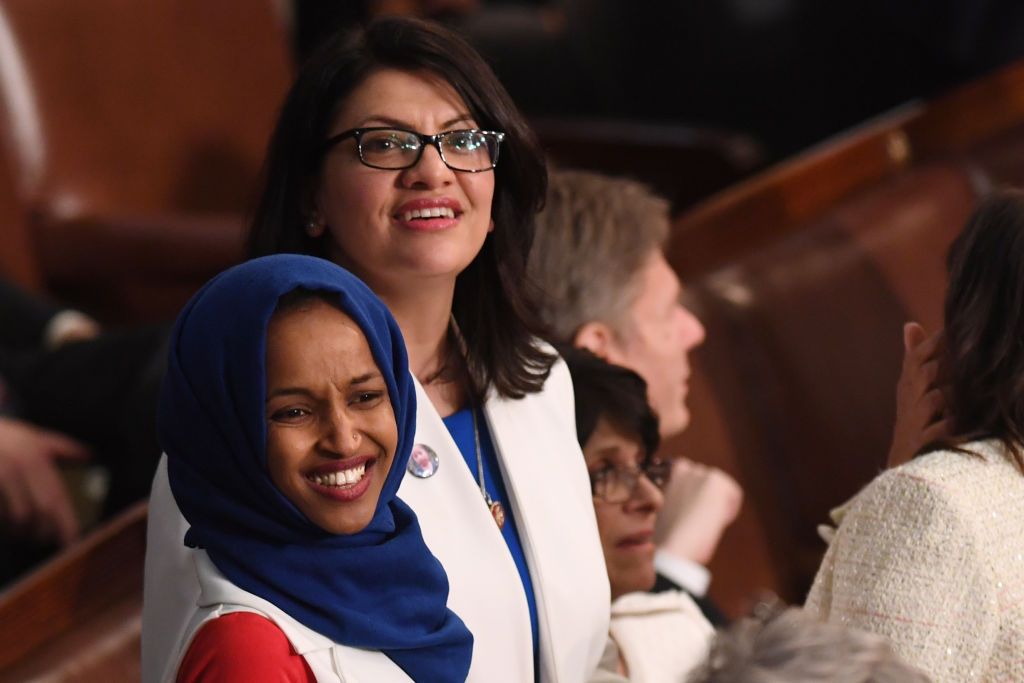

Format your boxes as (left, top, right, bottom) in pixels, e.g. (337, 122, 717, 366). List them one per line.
(529, 168, 742, 623)
(691, 607, 930, 682)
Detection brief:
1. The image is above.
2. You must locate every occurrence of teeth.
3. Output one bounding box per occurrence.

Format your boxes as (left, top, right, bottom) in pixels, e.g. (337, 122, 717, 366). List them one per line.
(402, 207, 456, 221)
(309, 464, 366, 488)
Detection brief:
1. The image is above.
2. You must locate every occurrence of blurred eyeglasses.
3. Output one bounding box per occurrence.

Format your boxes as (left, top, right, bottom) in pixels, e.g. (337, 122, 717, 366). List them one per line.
(323, 127, 505, 172)
(590, 459, 672, 504)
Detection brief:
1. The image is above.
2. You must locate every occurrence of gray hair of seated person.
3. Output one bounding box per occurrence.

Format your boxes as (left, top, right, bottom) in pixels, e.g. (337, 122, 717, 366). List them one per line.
(527, 169, 669, 343)
(689, 607, 930, 683)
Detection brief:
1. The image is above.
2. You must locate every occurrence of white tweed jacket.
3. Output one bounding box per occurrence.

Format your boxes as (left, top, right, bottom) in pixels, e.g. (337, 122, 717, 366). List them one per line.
(806, 439, 1024, 683)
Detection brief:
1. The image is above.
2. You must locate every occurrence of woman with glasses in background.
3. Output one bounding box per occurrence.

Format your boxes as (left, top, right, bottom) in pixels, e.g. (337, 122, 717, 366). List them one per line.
(143, 17, 609, 683)
(564, 348, 714, 682)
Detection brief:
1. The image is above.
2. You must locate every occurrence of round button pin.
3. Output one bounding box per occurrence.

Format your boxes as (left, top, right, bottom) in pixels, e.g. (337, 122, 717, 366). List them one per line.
(407, 443, 440, 478)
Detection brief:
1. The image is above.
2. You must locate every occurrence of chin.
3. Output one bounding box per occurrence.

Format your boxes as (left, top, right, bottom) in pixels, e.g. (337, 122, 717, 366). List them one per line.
(659, 406, 691, 439)
(316, 509, 375, 536)
(393, 253, 475, 282)
(611, 567, 658, 600)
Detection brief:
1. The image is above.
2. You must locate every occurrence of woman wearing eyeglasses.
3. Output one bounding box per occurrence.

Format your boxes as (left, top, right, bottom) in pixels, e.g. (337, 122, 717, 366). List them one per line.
(143, 17, 609, 683)
(564, 348, 714, 683)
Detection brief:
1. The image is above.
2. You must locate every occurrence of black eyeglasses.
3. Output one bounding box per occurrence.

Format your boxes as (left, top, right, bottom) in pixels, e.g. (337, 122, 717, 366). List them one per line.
(322, 127, 505, 173)
(590, 459, 672, 504)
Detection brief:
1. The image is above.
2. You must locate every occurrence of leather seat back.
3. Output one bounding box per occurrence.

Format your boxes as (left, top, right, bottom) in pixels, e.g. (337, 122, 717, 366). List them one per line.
(672, 162, 978, 601)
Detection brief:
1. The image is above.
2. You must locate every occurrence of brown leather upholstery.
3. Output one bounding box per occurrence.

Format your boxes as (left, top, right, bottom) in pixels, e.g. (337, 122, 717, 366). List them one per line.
(0, 0, 292, 320)
(670, 59, 1024, 283)
(658, 359, 784, 617)
(963, 123, 1024, 191)
(661, 61, 1024, 609)
(0, 502, 146, 682)
(0, 150, 38, 288)
(534, 118, 763, 211)
(667, 112, 920, 282)
(38, 212, 248, 322)
(672, 162, 977, 604)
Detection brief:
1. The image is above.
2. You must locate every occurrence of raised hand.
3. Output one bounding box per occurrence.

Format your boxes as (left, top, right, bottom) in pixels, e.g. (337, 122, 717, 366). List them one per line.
(887, 322, 951, 469)
(655, 458, 743, 566)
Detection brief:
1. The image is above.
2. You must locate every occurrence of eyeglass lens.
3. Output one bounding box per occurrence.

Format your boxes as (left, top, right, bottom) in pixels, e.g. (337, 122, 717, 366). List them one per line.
(593, 460, 671, 503)
(359, 129, 499, 172)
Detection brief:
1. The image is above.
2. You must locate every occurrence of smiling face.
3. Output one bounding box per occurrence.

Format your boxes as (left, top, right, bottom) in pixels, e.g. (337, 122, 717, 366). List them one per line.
(584, 417, 664, 600)
(605, 252, 706, 438)
(264, 298, 398, 535)
(314, 68, 496, 295)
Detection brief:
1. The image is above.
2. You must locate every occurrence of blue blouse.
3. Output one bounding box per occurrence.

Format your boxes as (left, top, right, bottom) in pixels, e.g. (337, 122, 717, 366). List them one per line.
(442, 406, 540, 677)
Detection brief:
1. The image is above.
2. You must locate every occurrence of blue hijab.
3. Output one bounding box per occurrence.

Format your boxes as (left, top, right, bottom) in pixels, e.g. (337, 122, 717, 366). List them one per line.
(160, 254, 472, 682)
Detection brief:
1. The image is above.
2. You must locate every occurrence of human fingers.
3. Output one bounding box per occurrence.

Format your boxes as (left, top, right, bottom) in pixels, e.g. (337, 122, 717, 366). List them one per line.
(20, 456, 78, 545)
(903, 322, 927, 357)
(686, 460, 710, 479)
(659, 469, 741, 564)
(905, 323, 943, 363)
(920, 359, 940, 388)
(900, 348, 938, 399)
(665, 459, 706, 496)
(0, 465, 32, 533)
(702, 468, 743, 520)
(671, 457, 695, 476)
(920, 418, 952, 447)
(888, 386, 948, 468)
(35, 429, 92, 463)
(921, 388, 945, 420)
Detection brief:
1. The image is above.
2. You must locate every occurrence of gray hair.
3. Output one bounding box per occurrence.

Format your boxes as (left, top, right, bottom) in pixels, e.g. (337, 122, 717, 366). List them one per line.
(528, 169, 669, 343)
(689, 607, 931, 683)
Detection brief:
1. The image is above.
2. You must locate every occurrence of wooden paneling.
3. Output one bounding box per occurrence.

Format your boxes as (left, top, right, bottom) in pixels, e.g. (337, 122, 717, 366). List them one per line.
(535, 118, 763, 212)
(0, 0, 291, 320)
(663, 62, 1024, 607)
(0, 503, 146, 676)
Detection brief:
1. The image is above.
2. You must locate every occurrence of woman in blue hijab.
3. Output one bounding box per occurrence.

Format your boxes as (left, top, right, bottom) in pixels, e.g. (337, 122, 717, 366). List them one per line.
(159, 254, 472, 682)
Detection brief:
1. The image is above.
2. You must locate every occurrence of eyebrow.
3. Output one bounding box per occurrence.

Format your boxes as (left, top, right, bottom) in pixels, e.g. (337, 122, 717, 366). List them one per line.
(266, 372, 382, 400)
(353, 113, 476, 131)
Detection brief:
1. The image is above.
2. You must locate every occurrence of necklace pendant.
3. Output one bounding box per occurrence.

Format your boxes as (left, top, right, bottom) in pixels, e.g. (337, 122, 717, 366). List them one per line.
(489, 500, 506, 529)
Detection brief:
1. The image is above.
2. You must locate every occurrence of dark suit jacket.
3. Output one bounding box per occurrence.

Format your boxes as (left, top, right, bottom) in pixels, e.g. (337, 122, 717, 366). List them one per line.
(0, 277, 61, 351)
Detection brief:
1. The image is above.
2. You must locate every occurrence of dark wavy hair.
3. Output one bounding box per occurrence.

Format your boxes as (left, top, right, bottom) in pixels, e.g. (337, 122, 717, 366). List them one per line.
(561, 346, 661, 460)
(940, 189, 1024, 469)
(248, 17, 553, 398)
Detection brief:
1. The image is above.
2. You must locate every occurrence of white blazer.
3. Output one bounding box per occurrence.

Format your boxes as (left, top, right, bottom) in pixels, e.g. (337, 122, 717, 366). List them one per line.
(142, 357, 610, 683)
(171, 551, 413, 682)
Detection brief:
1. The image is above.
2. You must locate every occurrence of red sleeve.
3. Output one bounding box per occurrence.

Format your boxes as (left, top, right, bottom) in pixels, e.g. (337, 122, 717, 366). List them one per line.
(176, 612, 316, 683)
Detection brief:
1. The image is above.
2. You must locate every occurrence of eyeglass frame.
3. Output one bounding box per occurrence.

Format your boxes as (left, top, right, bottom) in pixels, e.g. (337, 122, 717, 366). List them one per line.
(589, 458, 672, 504)
(321, 126, 506, 173)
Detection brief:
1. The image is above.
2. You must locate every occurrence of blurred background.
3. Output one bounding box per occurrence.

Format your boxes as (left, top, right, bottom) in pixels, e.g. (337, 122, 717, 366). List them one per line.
(2, 1, 1024, 680)
(303, 0, 1024, 160)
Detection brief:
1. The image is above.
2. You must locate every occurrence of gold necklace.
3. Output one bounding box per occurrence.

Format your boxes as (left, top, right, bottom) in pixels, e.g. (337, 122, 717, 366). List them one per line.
(471, 406, 506, 529)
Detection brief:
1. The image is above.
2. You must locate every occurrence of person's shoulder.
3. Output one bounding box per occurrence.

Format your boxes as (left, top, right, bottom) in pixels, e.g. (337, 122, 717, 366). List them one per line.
(836, 439, 1024, 550)
(177, 612, 314, 682)
(872, 439, 1022, 505)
